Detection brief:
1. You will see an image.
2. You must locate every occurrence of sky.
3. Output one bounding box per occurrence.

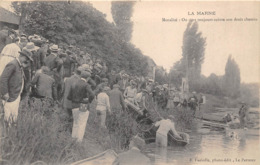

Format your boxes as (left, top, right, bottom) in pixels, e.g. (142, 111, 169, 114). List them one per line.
(1, 1, 259, 83)
(91, 1, 259, 83)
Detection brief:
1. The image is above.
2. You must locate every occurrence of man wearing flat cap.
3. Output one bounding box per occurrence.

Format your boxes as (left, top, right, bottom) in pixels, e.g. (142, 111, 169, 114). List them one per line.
(0, 49, 33, 125)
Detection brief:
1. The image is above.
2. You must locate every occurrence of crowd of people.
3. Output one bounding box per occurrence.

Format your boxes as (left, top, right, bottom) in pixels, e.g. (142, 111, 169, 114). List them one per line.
(0, 28, 205, 142)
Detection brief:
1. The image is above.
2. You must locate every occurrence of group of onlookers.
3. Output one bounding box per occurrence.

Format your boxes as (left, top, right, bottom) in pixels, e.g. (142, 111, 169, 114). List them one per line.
(0, 28, 205, 141)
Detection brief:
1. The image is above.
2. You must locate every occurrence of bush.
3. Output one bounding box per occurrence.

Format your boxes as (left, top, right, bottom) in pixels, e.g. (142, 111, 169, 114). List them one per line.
(145, 98, 194, 131)
(106, 110, 138, 152)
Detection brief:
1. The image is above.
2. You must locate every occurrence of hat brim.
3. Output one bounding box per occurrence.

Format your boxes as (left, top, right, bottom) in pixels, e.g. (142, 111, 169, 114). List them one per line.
(19, 51, 33, 61)
(24, 46, 39, 52)
(50, 49, 58, 52)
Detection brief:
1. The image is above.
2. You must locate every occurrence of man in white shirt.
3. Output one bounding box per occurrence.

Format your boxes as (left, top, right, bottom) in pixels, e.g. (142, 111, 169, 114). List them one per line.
(154, 115, 182, 147)
(96, 86, 111, 128)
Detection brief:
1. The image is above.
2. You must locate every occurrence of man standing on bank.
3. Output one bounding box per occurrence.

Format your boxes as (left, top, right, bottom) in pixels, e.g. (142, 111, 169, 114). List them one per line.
(109, 84, 126, 114)
(67, 71, 95, 142)
(0, 49, 33, 125)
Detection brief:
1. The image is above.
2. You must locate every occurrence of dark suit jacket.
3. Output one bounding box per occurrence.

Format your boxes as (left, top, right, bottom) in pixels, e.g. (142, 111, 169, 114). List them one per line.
(31, 72, 57, 100)
(67, 78, 95, 109)
(62, 74, 81, 109)
(44, 53, 63, 71)
(109, 89, 126, 111)
(0, 59, 24, 102)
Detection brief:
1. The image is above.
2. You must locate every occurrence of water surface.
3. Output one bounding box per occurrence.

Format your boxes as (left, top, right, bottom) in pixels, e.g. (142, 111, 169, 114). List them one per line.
(144, 108, 260, 165)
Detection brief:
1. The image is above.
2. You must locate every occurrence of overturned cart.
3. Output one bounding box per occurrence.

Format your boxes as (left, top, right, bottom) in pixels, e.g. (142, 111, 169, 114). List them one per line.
(124, 100, 189, 146)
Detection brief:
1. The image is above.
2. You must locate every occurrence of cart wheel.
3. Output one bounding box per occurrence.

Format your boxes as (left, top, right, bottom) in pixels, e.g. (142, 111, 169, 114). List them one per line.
(137, 118, 154, 132)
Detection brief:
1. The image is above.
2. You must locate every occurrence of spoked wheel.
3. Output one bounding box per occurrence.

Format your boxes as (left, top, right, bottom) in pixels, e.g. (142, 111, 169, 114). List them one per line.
(137, 118, 155, 132)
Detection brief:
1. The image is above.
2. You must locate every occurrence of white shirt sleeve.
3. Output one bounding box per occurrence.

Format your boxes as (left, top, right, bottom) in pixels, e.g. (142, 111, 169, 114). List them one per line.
(154, 121, 160, 127)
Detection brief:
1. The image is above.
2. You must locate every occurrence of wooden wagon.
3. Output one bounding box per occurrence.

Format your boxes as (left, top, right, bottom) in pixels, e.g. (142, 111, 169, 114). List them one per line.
(124, 99, 189, 146)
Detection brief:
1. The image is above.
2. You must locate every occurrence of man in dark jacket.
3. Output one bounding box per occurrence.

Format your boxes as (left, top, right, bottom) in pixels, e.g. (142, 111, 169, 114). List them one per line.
(109, 84, 126, 113)
(44, 45, 64, 100)
(108, 69, 118, 89)
(0, 49, 33, 123)
(63, 50, 77, 78)
(30, 66, 57, 100)
(37, 41, 48, 69)
(61, 67, 82, 132)
(44, 44, 63, 71)
(67, 71, 95, 142)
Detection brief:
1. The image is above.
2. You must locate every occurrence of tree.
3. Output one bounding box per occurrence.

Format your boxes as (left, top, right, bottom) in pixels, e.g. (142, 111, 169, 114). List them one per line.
(204, 73, 223, 95)
(223, 55, 241, 98)
(12, 1, 149, 76)
(111, 1, 135, 42)
(168, 66, 184, 88)
(155, 67, 168, 85)
(169, 20, 206, 91)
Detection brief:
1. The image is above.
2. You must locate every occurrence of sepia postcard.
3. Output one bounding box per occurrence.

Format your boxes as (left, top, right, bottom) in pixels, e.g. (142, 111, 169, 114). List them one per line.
(0, 0, 259, 165)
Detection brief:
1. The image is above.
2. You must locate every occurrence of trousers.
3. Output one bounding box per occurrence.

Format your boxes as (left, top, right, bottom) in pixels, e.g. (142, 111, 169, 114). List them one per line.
(96, 110, 106, 128)
(156, 132, 168, 147)
(72, 108, 89, 142)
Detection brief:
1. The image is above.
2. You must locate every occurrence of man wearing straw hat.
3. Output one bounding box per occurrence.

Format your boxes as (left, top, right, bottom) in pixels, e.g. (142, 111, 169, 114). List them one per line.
(44, 45, 64, 100)
(0, 49, 33, 125)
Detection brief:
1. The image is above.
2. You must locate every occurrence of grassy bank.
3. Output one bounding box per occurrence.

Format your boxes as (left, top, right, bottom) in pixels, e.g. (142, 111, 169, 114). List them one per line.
(0, 98, 108, 165)
(0, 96, 199, 165)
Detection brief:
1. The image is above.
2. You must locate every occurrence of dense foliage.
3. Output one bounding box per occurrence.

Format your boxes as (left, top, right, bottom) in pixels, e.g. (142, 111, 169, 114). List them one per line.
(12, 1, 149, 75)
(111, 1, 135, 42)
